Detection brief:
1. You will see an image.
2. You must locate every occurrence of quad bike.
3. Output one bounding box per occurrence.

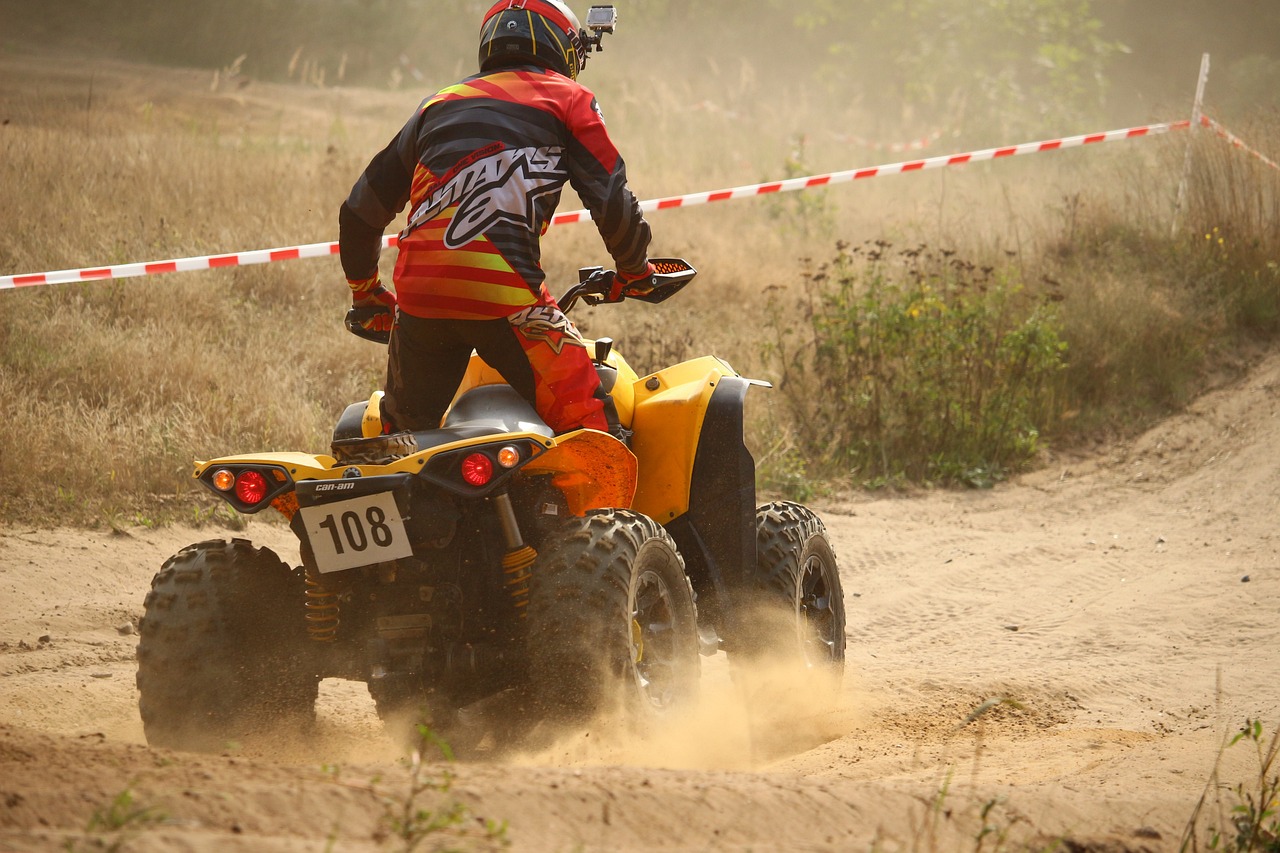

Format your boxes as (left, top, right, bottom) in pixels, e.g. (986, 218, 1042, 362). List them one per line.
(135, 259, 847, 753)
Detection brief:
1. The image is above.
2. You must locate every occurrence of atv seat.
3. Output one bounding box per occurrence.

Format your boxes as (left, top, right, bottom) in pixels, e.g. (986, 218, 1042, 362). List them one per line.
(414, 385, 553, 451)
(331, 386, 552, 465)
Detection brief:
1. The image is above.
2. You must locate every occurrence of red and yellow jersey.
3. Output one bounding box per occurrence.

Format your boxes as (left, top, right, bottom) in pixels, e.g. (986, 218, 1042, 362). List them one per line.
(339, 66, 651, 320)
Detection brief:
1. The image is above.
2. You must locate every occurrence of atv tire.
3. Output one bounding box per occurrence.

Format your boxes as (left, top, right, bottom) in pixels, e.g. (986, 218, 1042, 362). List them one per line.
(136, 539, 319, 752)
(527, 509, 700, 728)
(731, 501, 847, 679)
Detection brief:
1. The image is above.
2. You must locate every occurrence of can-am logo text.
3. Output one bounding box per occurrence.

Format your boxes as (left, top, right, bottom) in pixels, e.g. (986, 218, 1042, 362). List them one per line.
(314, 482, 357, 492)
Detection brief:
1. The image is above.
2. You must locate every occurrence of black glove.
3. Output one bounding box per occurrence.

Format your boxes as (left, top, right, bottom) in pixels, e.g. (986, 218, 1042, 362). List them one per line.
(345, 277, 397, 344)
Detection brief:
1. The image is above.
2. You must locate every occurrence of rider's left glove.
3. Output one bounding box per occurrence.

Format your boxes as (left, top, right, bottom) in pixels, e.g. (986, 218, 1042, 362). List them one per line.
(346, 275, 397, 342)
(607, 262, 657, 302)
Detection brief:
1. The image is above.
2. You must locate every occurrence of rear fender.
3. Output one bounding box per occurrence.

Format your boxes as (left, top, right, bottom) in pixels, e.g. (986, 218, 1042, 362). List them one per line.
(521, 429, 637, 515)
(194, 450, 429, 492)
(193, 452, 338, 516)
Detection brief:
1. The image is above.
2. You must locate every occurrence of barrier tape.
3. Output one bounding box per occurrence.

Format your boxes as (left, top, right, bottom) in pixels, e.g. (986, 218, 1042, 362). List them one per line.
(1201, 115, 1280, 171)
(0, 118, 1193, 290)
(549, 119, 1193, 226)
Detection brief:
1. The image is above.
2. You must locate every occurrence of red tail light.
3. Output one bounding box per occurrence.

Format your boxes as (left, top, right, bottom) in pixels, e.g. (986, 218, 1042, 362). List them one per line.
(460, 453, 494, 487)
(235, 470, 270, 505)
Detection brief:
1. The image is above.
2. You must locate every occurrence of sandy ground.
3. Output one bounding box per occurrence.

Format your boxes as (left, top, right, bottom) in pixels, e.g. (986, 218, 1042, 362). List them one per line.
(3, 351, 1280, 852)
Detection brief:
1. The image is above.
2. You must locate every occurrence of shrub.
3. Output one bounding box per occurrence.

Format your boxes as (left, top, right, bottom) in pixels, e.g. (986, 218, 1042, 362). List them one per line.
(763, 241, 1067, 488)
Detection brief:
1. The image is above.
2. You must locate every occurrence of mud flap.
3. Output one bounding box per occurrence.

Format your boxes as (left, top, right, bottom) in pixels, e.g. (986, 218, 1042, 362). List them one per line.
(664, 375, 757, 636)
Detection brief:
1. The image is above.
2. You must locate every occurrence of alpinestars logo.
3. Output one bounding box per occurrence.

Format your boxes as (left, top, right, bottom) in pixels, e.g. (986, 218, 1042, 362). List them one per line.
(509, 305, 587, 354)
(404, 144, 566, 249)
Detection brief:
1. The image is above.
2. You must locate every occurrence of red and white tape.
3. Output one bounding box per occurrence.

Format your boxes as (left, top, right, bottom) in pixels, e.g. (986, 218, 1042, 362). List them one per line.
(0, 118, 1198, 290)
(550, 119, 1192, 226)
(0, 238, 398, 290)
(1201, 115, 1279, 171)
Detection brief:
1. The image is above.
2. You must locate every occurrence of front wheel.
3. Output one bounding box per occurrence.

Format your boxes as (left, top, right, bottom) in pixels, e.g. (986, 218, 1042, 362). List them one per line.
(727, 502, 847, 757)
(730, 501, 847, 681)
(135, 539, 319, 752)
(526, 509, 700, 729)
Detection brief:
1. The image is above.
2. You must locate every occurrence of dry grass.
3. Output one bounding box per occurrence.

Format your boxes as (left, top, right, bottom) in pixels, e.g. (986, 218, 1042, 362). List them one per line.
(1, 46, 1277, 523)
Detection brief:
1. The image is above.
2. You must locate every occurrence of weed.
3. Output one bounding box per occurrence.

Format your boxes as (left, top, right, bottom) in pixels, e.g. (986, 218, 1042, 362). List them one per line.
(1182, 720, 1280, 853)
(763, 241, 1066, 488)
(64, 785, 167, 852)
(753, 429, 822, 502)
(973, 797, 1027, 853)
(376, 723, 510, 853)
(765, 134, 836, 238)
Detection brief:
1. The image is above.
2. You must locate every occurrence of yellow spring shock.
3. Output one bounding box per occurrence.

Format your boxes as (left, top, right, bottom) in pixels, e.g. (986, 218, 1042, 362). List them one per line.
(502, 545, 537, 615)
(304, 570, 340, 642)
(493, 491, 536, 617)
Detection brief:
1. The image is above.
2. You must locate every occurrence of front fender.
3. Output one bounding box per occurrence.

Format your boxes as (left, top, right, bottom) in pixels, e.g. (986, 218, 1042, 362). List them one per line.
(629, 356, 739, 523)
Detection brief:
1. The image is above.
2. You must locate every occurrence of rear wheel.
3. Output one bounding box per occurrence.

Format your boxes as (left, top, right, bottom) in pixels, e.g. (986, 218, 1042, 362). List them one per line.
(527, 509, 700, 729)
(136, 539, 318, 752)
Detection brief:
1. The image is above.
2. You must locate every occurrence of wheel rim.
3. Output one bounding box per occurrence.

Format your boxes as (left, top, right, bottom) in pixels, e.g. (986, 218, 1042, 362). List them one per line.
(799, 553, 840, 665)
(631, 570, 682, 709)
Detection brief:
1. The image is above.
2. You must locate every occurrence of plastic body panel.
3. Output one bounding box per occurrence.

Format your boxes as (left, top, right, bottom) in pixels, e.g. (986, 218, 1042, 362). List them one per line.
(628, 356, 737, 523)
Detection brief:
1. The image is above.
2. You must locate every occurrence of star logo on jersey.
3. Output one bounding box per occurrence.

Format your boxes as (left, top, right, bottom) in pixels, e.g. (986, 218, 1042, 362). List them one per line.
(447, 148, 564, 248)
(509, 305, 587, 355)
(403, 145, 568, 248)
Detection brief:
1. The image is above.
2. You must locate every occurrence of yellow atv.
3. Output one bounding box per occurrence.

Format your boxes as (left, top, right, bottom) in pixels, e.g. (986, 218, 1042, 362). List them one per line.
(135, 259, 846, 752)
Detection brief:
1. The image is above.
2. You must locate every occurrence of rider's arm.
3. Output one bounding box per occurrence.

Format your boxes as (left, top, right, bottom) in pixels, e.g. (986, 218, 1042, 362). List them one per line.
(563, 89, 651, 278)
(338, 111, 420, 282)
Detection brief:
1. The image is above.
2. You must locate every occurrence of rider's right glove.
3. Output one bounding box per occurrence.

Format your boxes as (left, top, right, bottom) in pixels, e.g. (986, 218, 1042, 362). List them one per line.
(345, 275, 397, 343)
(606, 261, 657, 302)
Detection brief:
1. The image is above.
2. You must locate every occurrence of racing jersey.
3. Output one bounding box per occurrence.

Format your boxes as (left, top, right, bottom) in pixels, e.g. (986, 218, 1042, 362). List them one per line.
(339, 65, 651, 320)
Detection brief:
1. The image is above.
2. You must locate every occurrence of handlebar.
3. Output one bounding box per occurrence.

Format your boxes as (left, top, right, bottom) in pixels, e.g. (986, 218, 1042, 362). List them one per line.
(347, 258, 696, 344)
(558, 257, 697, 314)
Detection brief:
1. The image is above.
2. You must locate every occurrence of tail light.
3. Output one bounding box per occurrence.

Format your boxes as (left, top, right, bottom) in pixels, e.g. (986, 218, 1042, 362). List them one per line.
(233, 470, 270, 505)
(420, 439, 543, 496)
(201, 464, 293, 513)
(461, 453, 494, 486)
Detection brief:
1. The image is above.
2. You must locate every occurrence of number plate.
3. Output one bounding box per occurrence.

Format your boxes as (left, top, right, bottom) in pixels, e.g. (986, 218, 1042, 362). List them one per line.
(298, 491, 412, 574)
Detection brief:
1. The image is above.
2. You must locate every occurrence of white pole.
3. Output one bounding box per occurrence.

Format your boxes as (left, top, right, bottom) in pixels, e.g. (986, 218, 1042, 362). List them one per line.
(1172, 53, 1211, 236)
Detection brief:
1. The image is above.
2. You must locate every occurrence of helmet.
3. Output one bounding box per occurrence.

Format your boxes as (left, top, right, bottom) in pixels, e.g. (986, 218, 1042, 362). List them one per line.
(479, 0, 589, 80)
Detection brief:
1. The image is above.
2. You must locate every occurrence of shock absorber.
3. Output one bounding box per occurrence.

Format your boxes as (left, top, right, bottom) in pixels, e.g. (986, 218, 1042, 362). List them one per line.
(304, 569, 341, 642)
(493, 491, 536, 616)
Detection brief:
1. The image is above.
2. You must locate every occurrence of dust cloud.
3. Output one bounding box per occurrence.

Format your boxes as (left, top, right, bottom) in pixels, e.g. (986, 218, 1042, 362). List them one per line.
(506, 653, 858, 773)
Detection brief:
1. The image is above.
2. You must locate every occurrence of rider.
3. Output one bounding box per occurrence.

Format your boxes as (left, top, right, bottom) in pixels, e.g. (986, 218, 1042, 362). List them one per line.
(338, 0, 655, 435)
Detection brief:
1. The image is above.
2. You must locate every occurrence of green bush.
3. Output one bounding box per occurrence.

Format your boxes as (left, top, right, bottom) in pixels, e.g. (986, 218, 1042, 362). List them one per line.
(763, 242, 1067, 488)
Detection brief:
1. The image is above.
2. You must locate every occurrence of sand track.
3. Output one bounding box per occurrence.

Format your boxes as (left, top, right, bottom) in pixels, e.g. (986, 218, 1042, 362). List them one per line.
(4, 353, 1280, 851)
